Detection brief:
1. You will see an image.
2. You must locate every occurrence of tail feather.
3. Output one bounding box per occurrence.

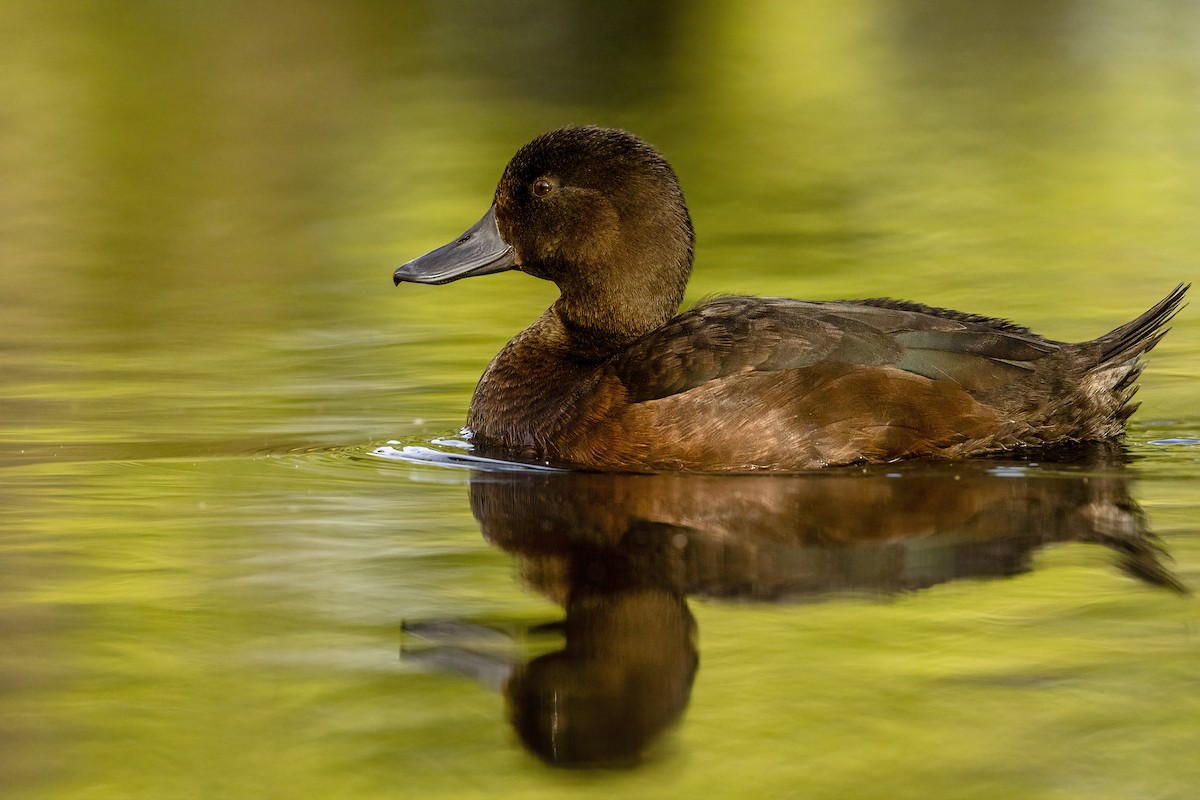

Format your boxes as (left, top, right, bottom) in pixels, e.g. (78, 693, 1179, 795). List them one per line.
(1068, 284, 1187, 437)
(1112, 361, 1145, 393)
(1096, 283, 1189, 367)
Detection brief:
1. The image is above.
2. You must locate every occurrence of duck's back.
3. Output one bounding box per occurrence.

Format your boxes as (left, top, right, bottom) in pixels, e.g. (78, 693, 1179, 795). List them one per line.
(468, 287, 1186, 472)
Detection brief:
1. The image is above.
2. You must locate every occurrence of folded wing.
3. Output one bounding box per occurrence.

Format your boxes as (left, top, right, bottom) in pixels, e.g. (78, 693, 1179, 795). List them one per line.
(613, 296, 1060, 403)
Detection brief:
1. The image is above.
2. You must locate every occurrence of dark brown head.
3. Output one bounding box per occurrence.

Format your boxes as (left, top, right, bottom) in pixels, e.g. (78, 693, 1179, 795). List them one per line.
(395, 127, 695, 349)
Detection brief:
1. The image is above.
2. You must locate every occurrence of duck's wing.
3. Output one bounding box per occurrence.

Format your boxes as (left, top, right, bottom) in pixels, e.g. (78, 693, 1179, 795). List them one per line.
(612, 296, 1060, 403)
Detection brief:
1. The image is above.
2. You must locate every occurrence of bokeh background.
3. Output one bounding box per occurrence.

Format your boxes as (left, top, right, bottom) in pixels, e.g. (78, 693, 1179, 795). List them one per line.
(2, 2, 1198, 798)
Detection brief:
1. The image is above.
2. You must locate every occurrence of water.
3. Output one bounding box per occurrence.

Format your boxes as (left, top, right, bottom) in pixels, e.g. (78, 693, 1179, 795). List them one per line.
(3, 1, 1199, 797)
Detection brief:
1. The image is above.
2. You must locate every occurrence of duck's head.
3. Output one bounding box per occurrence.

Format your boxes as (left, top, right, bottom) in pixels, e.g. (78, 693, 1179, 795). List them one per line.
(395, 126, 695, 347)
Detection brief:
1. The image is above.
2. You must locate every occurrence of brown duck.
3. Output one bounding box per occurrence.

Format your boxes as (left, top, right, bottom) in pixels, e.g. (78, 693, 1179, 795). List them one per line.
(394, 126, 1187, 472)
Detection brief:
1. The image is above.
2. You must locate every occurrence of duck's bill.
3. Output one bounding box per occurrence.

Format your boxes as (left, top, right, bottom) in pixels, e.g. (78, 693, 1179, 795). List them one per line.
(394, 205, 516, 285)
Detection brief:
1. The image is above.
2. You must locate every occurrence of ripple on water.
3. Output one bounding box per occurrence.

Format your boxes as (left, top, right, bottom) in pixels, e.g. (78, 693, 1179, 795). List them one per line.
(369, 437, 563, 472)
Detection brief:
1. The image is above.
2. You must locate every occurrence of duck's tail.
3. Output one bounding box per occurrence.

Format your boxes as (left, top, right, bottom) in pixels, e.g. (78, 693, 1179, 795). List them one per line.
(1086, 283, 1188, 426)
(1096, 284, 1188, 367)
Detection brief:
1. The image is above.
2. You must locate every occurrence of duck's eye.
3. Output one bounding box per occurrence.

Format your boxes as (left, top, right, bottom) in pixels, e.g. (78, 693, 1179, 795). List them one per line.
(532, 178, 553, 198)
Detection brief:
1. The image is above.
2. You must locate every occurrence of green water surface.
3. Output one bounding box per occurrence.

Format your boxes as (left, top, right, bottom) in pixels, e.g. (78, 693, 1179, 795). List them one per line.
(2, 2, 1199, 798)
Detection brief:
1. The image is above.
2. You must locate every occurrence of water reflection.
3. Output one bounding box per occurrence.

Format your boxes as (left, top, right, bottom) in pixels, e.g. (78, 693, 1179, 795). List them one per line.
(403, 446, 1182, 768)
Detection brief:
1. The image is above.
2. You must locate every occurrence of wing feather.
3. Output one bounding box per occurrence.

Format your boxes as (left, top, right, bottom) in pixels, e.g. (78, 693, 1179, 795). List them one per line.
(613, 296, 1060, 402)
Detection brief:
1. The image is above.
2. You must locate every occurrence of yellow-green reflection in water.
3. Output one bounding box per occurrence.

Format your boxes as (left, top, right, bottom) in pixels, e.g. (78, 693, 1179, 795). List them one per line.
(2, 1, 1198, 798)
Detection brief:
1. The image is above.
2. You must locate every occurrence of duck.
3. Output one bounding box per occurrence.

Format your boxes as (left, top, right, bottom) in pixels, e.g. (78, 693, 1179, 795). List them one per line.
(393, 126, 1187, 472)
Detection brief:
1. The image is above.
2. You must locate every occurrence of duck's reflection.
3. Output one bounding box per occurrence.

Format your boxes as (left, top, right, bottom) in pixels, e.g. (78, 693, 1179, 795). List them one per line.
(403, 447, 1181, 768)
(506, 586, 696, 767)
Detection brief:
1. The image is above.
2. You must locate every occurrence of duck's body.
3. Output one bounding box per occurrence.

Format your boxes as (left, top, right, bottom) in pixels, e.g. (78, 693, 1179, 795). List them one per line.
(463, 291, 1184, 471)
(395, 126, 1186, 472)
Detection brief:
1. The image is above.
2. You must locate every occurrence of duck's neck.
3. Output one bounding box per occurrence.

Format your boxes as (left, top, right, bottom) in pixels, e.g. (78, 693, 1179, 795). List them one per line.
(553, 299, 659, 361)
(553, 258, 689, 358)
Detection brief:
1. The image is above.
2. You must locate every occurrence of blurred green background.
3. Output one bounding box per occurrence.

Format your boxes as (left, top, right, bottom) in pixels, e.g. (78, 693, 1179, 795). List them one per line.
(2, 1, 1198, 798)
